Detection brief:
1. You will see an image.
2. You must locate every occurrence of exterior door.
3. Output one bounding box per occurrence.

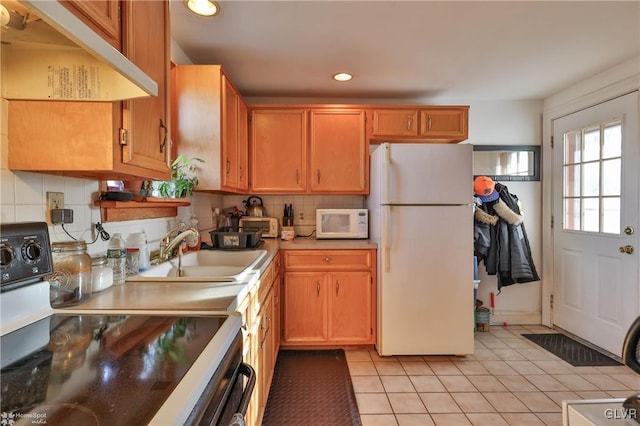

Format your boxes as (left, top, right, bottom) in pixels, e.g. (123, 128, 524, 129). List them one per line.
(552, 91, 639, 356)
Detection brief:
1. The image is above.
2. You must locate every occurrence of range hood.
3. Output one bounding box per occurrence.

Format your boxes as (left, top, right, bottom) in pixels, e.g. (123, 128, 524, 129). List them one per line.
(1, 0, 158, 101)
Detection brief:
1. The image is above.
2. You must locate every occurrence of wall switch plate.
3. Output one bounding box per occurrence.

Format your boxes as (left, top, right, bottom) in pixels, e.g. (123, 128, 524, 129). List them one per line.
(47, 192, 64, 210)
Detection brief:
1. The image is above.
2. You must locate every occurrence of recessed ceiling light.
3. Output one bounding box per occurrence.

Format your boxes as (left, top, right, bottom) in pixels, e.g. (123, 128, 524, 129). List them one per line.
(333, 72, 353, 82)
(186, 0, 220, 17)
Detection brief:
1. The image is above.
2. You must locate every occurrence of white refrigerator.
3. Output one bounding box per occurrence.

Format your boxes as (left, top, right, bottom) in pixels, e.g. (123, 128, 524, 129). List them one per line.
(367, 143, 474, 356)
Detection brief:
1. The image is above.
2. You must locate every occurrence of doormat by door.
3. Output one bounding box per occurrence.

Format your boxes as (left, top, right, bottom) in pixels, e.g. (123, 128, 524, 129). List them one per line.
(262, 349, 361, 426)
(522, 333, 622, 367)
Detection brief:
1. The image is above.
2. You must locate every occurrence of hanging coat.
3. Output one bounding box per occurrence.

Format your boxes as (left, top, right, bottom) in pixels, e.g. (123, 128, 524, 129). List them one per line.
(473, 183, 540, 291)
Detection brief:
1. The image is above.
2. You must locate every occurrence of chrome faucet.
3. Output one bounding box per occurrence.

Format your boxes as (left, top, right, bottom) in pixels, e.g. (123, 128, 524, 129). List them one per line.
(162, 227, 200, 277)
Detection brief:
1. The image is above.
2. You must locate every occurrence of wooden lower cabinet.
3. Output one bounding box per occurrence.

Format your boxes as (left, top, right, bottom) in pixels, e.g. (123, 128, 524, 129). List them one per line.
(243, 253, 280, 426)
(329, 271, 373, 343)
(283, 272, 328, 343)
(282, 249, 376, 346)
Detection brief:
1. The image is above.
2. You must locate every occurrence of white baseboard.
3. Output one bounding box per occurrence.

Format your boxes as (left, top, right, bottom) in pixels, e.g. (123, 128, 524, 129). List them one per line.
(488, 310, 541, 326)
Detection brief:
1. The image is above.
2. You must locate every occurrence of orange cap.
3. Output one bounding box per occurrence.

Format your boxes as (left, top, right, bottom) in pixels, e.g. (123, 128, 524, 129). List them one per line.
(474, 176, 498, 202)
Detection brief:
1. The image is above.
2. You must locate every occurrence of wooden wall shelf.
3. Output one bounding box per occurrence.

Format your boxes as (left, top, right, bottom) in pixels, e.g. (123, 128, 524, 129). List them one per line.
(95, 200, 190, 222)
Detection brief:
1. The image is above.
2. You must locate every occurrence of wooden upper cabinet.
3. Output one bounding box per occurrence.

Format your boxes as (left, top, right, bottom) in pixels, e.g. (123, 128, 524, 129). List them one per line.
(221, 76, 240, 190)
(309, 110, 368, 194)
(172, 65, 248, 193)
(370, 106, 469, 143)
(372, 109, 418, 137)
(419, 107, 468, 141)
(121, 0, 170, 174)
(250, 109, 307, 193)
(237, 99, 249, 193)
(7, 0, 170, 181)
(61, 0, 121, 49)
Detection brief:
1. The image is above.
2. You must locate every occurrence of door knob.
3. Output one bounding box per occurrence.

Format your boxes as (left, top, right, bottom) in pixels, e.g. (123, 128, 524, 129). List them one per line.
(619, 245, 635, 254)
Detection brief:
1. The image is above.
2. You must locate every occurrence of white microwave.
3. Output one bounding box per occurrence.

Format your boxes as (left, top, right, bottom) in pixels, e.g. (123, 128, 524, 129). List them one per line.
(239, 217, 279, 238)
(316, 209, 368, 239)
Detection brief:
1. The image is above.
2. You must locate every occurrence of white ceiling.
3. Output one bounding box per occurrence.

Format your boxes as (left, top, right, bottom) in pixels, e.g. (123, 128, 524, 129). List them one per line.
(170, 1, 640, 102)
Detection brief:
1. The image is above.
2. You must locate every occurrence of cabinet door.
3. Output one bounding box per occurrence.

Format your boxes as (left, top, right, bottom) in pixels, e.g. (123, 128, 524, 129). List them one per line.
(61, 0, 120, 49)
(250, 110, 307, 193)
(329, 271, 373, 343)
(121, 0, 170, 174)
(272, 270, 282, 359)
(221, 76, 239, 190)
(237, 98, 249, 192)
(309, 110, 368, 193)
(419, 108, 468, 141)
(259, 291, 274, 414)
(372, 109, 418, 137)
(282, 272, 327, 343)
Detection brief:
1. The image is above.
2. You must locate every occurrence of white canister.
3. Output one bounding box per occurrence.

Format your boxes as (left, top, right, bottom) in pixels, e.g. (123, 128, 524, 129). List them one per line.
(91, 255, 113, 292)
(127, 232, 150, 271)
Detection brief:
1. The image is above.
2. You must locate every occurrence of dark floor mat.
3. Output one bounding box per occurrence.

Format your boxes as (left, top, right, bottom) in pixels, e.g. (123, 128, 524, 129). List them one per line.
(262, 349, 361, 426)
(522, 333, 622, 367)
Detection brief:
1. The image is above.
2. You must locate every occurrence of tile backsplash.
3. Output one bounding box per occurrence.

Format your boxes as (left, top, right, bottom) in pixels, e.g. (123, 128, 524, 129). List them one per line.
(0, 167, 365, 253)
(221, 194, 365, 237)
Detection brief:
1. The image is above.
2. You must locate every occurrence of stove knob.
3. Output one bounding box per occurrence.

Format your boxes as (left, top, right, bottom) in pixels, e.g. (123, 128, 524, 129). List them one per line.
(22, 241, 43, 262)
(0, 243, 15, 268)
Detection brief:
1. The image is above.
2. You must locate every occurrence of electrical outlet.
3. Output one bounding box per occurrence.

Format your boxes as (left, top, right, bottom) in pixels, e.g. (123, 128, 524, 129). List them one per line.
(51, 209, 74, 224)
(47, 192, 64, 210)
(299, 211, 304, 223)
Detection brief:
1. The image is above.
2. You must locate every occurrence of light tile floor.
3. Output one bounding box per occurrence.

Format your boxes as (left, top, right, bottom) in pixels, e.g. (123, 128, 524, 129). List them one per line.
(346, 325, 640, 426)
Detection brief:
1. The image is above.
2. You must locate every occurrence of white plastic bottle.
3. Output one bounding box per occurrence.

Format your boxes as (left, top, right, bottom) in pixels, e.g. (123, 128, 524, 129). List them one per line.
(107, 233, 127, 285)
(127, 232, 150, 271)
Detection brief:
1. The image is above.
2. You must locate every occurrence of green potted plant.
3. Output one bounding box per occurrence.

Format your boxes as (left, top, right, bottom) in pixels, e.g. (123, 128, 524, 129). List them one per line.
(158, 155, 205, 198)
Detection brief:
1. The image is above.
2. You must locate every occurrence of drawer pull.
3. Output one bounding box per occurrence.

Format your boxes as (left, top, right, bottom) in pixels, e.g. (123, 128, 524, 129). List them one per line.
(323, 257, 333, 263)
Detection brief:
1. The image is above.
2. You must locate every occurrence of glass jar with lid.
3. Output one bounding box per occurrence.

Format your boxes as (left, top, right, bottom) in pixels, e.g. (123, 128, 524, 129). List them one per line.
(48, 241, 92, 307)
(91, 254, 113, 293)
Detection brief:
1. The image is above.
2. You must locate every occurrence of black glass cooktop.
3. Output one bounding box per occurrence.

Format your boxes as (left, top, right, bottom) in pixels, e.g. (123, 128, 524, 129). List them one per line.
(1, 313, 228, 425)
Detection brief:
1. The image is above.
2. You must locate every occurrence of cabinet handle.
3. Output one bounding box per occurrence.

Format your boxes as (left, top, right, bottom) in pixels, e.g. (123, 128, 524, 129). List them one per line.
(317, 280, 320, 296)
(428, 115, 433, 130)
(317, 169, 321, 184)
(323, 257, 333, 263)
(296, 169, 300, 184)
(159, 119, 168, 153)
(226, 159, 231, 177)
(239, 165, 244, 180)
(336, 280, 340, 296)
(260, 316, 271, 348)
(407, 116, 412, 130)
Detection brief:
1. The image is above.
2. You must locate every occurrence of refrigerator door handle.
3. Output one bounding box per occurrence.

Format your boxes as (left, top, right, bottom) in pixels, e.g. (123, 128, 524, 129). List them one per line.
(383, 205, 391, 272)
(382, 143, 391, 204)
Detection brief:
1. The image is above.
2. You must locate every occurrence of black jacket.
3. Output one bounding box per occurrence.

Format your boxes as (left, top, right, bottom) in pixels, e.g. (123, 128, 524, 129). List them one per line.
(474, 183, 540, 291)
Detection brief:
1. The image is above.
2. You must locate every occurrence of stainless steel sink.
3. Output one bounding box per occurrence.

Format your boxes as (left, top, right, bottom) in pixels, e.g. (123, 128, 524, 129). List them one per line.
(127, 249, 267, 282)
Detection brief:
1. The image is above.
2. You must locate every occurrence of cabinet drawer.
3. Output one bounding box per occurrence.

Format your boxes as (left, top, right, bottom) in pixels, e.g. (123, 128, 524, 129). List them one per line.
(284, 250, 372, 270)
(257, 253, 280, 304)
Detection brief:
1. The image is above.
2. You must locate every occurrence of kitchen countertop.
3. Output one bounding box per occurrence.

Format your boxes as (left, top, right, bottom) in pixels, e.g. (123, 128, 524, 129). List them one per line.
(64, 238, 376, 313)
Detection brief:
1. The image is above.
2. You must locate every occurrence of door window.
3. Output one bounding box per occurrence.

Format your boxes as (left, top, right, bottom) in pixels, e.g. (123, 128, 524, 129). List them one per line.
(562, 119, 622, 234)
